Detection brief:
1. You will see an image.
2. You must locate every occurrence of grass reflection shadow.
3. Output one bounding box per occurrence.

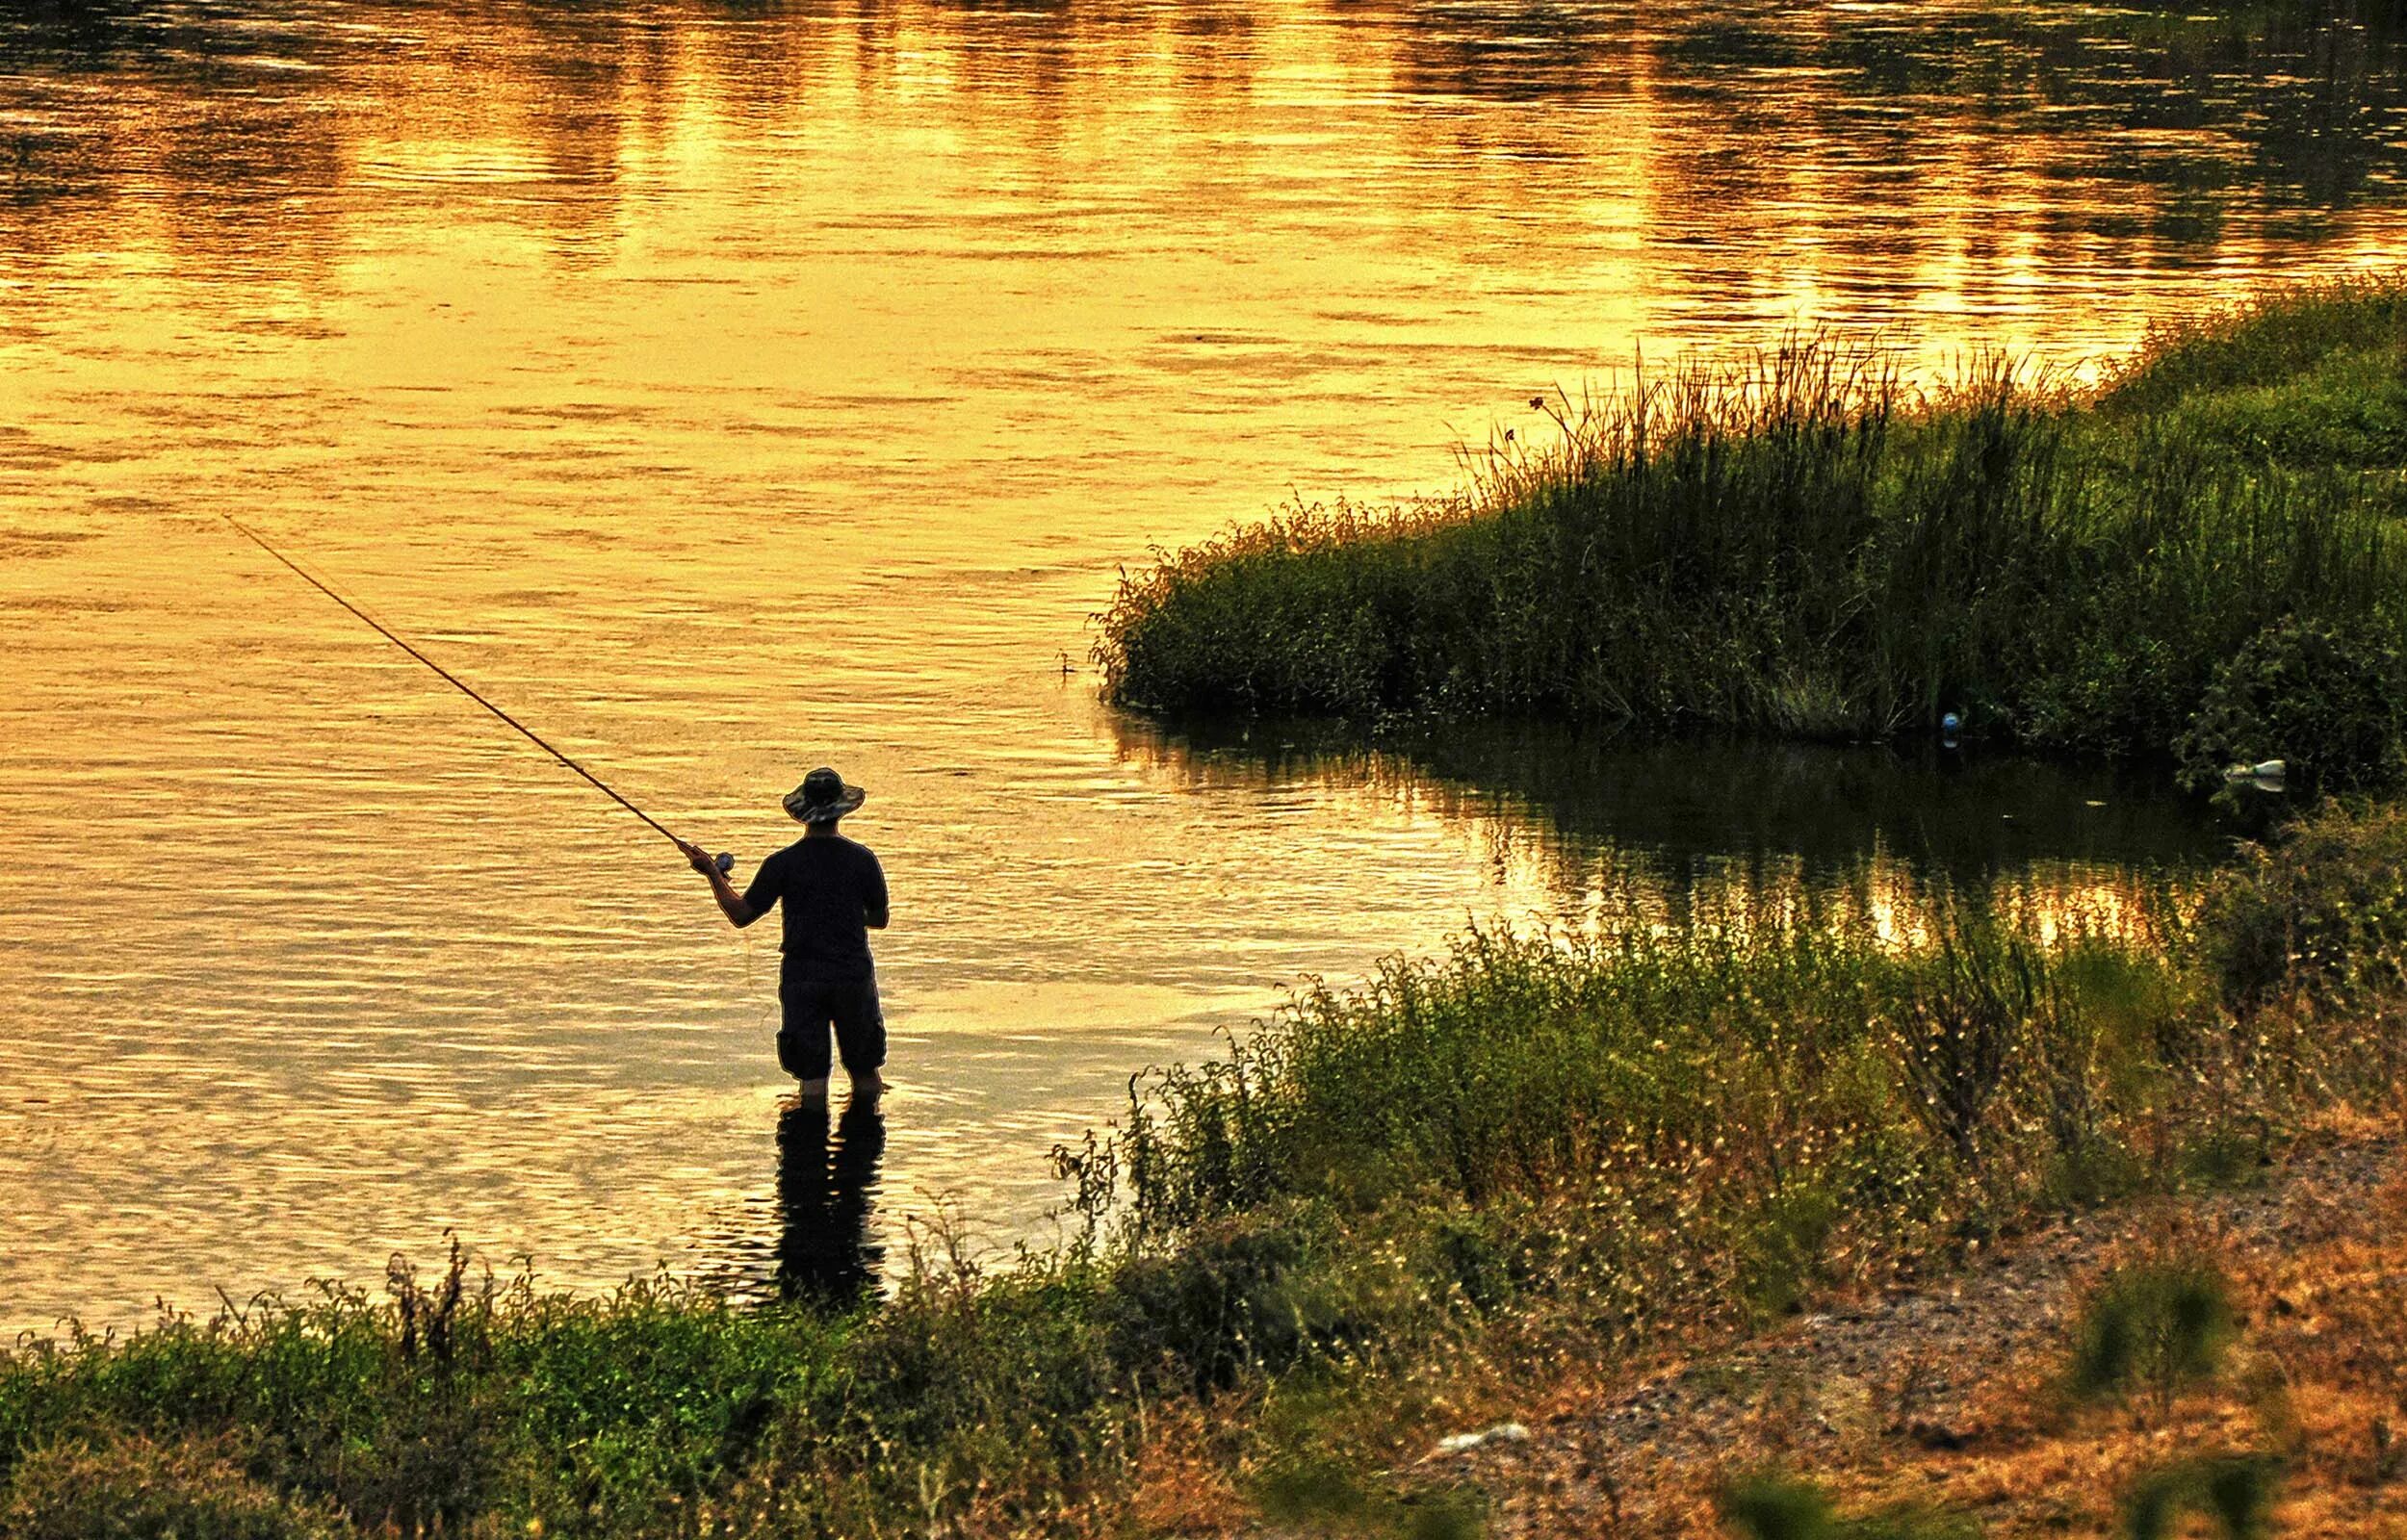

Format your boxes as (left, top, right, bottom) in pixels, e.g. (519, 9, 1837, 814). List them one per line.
(1111, 712, 2222, 942)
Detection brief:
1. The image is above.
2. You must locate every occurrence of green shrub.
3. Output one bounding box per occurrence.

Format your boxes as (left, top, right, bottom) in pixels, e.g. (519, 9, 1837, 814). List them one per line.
(1735, 1186, 1842, 1322)
(1720, 1473, 1838, 1540)
(2176, 617, 2407, 808)
(2066, 1256, 2235, 1417)
(1397, 1488, 1488, 1540)
(1255, 1453, 1371, 1527)
(2199, 797, 2407, 1010)
(1101, 1216, 1322, 1395)
(816, 1259, 1116, 1481)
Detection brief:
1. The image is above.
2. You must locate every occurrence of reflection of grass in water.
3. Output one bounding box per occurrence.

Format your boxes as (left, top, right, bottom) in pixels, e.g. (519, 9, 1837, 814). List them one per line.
(1111, 712, 2225, 951)
(1099, 280, 2407, 764)
(1113, 712, 2219, 860)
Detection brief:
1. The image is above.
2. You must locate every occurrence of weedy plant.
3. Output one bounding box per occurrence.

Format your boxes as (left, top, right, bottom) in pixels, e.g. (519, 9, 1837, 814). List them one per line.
(2065, 1254, 2238, 1421)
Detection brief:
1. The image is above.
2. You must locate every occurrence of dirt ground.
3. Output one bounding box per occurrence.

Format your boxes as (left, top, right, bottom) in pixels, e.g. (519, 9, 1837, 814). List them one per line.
(1432, 1121, 2407, 1537)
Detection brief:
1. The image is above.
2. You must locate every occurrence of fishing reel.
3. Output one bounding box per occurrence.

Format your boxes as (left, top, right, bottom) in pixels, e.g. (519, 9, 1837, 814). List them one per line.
(715, 852, 737, 877)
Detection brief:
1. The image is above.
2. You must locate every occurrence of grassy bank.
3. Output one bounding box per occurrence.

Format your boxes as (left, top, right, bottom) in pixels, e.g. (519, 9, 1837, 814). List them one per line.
(7, 801, 2405, 1537)
(1098, 281, 2407, 797)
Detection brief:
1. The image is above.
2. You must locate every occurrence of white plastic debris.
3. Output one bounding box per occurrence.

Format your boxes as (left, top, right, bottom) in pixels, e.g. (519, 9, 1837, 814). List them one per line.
(1431, 1423, 1531, 1456)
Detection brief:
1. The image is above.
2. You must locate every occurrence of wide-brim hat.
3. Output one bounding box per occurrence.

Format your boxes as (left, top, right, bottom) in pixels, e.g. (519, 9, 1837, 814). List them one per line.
(783, 766, 867, 825)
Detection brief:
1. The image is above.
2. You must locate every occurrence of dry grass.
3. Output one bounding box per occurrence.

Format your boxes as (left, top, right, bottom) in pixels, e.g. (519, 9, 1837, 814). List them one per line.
(1124, 1400, 1251, 1535)
(1459, 1136, 2407, 1539)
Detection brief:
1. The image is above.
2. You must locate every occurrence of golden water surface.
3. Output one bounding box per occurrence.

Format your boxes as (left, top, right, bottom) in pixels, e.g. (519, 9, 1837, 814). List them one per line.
(1, 0, 2398, 1334)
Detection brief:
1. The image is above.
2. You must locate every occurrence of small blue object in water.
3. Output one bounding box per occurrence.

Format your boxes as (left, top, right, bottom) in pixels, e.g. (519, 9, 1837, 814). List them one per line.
(715, 852, 737, 877)
(1941, 712, 1962, 735)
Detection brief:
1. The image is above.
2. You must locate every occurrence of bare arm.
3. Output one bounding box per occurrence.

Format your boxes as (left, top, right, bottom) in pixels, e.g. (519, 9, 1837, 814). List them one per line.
(679, 840, 763, 928)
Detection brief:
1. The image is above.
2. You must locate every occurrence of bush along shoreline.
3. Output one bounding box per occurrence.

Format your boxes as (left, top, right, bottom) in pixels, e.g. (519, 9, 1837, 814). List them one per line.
(1098, 279, 2407, 804)
(6, 799, 2407, 1537)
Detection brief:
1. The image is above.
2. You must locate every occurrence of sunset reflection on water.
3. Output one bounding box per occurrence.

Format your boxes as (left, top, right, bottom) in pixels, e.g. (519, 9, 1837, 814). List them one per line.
(0, 0, 2386, 1333)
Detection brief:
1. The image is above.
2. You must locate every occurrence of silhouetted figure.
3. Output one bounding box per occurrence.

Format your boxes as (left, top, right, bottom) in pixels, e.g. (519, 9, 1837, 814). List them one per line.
(683, 765, 891, 1104)
(774, 1093, 886, 1309)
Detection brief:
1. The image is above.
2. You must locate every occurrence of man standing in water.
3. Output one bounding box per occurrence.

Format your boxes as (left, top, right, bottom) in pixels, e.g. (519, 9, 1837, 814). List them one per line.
(681, 766, 889, 1102)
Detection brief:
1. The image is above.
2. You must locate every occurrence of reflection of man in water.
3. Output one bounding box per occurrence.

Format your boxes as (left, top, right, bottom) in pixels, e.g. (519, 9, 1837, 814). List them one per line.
(682, 765, 890, 1103)
(777, 1094, 886, 1308)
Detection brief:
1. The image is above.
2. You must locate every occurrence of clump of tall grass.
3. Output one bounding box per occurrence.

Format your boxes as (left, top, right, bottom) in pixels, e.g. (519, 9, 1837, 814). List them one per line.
(1100, 282, 2407, 765)
(1100, 887, 2217, 1246)
(2122, 1453, 2282, 1540)
(2097, 273, 2407, 426)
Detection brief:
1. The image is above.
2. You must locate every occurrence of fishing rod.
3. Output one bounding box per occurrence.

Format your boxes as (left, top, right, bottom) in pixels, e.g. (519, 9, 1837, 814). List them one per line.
(221, 514, 735, 876)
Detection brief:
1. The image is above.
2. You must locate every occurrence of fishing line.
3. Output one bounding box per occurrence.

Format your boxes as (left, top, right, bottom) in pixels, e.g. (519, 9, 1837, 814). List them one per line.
(220, 513, 729, 872)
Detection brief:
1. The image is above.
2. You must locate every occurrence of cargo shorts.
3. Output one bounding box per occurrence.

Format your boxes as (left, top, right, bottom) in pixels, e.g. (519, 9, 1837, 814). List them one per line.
(776, 969, 886, 1082)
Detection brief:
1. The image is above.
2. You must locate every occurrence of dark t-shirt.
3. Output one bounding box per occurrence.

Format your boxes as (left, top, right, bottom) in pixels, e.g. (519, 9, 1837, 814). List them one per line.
(742, 834, 889, 981)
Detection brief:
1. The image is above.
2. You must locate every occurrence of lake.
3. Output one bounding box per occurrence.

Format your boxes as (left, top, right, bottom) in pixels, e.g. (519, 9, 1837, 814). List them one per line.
(1, 0, 2394, 1336)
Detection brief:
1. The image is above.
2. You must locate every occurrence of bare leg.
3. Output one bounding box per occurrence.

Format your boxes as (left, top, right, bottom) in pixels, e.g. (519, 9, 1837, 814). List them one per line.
(851, 1068, 886, 1099)
(795, 1075, 831, 1102)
